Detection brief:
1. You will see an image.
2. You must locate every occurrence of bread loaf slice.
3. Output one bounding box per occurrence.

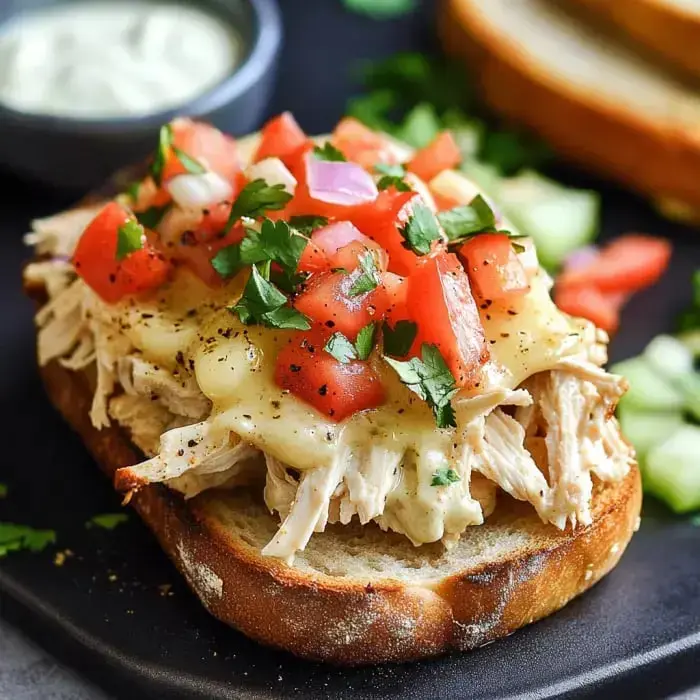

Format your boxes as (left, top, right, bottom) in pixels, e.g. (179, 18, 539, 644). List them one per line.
(439, 0, 700, 211)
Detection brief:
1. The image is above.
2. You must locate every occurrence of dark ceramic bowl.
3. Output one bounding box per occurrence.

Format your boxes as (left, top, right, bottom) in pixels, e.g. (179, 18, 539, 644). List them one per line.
(0, 0, 282, 191)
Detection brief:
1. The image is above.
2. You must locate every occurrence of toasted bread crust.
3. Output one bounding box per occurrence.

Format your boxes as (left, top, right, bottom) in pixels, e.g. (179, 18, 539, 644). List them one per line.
(439, 0, 700, 210)
(37, 354, 642, 665)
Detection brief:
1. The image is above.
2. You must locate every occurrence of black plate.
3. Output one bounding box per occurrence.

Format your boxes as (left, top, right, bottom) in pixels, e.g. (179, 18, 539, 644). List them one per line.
(1, 2, 700, 698)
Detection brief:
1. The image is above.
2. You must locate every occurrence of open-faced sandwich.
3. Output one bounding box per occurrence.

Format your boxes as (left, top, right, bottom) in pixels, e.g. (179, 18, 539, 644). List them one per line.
(23, 113, 641, 664)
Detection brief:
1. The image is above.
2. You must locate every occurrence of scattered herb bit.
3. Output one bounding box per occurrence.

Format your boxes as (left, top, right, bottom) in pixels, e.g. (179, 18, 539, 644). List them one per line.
(431, 467, 461, 487)
(384, 344, 459, 428)
(400, 203, 442, 255)
(0, 523, 56, 557)
(348, 251, 382, 297)
(355, 322, 378, 360)
(135, 203, 172, 230)
(124, 181, 141, 203)
(0, 484, 6, 498)
(171, 146, 206, 175)
(437, 195, 502, 243)
(225, 179, 293, 232)
(383, 320, 418, 357)
(261, 306, 312, 330)
(289, 215, 329, 235)
(150, 123, 174, 187)
(343, 0, 416, 19)
(211, 243, 244, 279)
(87, 513, 129, 531)
(313, 143, 347, 162)
(375, 163, 411, 192)
(324, 332, 358, 364)
(116, 220, 144, 261)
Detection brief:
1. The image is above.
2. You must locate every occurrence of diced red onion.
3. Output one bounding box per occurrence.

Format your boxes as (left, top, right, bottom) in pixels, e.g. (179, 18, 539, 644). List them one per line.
(564, 245, 600, 272)
(246, 157, 297, 194)
(306, 154, 378, 206)
(167, 172, 233, 209)
(311, 221, 369, 256)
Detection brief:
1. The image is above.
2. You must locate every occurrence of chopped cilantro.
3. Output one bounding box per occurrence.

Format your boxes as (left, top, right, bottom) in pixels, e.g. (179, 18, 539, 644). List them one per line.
(438, 195, 496, 241)
(171, 146, 206, 175)
(0, 523, 56, 557)
(150, 123, 174, 187)
(355, 322, 378, 360)
(400, 203, 442, 255)
(431, 467, 461, 487)
(384, 344, 459, 428)
(375, 163, 411, 192)
(343, 0, 416, 19)
(383, 320, 418, 357)
(289, 215, 329, 235)
(135, 203, 171, 230)
(313, 143, 347, 162)
(87, 513, 129, 531)
(211, 243, 244, 279)
(116, 220, 144, 261)
(348, 251, 382, 297)
(225, 179, 293, 232)
(0, 484, 6, 498)
(324, 332, 358, 364)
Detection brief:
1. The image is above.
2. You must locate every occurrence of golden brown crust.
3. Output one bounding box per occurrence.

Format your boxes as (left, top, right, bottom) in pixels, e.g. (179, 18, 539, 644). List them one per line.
(439, 0, 700, 209)
(36, 351, 642, 665)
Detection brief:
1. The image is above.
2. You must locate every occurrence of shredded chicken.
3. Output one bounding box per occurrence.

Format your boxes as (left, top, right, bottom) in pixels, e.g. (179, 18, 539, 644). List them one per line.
(24, 204, 106, 258)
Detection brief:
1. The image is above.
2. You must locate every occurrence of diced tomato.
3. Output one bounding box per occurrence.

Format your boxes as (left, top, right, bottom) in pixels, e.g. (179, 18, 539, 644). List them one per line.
(332, 117, 395, 170)
(433, 191, 461, 212)
(407, 251, 488, 387)
(329, 240, 388, 273)
(458, 233, 530, 301)
(73, 202, 171, 303)
(312, 221, 370, 257)
(274, 327, 385, 421)
(254, 112, 310, 166)
(374, 272, 410, 323)
(297, 240, 330, 274)
(407, 131, 461, 183)
(554, 285, 622, 334)
(161, 120, 241, 187)
(294, 269, 383, 339)
(557, 235, 672, 294)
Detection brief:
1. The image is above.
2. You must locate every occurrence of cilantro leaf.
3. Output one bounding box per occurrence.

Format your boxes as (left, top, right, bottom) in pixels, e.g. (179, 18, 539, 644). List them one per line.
(0, 484, 6, 498)
(376, 164, 411, 192)
(0, 523, 56, 557)
(384, 344, 459, 428)
(325, 332, 358, 364)
(348, 251, 382, 297)
(382, 320, 417, 357)
(375, 163, 405, 178)
(355, 322, 377, 360)
(87, 513, 129, 531)
(289, 215, 329, 235)
(172, 146, 206, 175)
(438, 195, 496, 241)
(400, 203, 442, 255)
(343, 0, 416, 19)
(150, 123, 174, 187)
(431, 467, 461, 487)
(135, 203, 171, 230)
(211, 244, 245, 279)
(116, 220, 144, 261)
(313, 143, 347, 162)
(225, 179, 293, 232)
(261, 306, 311, 330)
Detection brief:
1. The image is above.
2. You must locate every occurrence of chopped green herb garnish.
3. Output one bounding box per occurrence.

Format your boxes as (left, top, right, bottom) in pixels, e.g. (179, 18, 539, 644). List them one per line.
(313, 143, 347, 162)
(116, 220, 144, 261)
(348, 251, 382, 297)
(431, 467, 461, 487)
(262, 306, 312, 330)
(383, 320, 418, 357)
(324, 332, 358, 364)
(375, 163, 411, 192)
(0, 523, 56, 557)
(87, 513, 129, 531)
(437, 195, 496, 241)
(384, 344, 459, 428)
(289, 215, 329, 235)
(355, 322, 378, 360)
(400, 203, 442, 255)
(225, 179, 293, 232)
(171, 146, 206, 175)
(0, 484, 7, 499)
(135, 203, 172, 230)
(343, 0, 416, 19)
(150, 123, 174, 187)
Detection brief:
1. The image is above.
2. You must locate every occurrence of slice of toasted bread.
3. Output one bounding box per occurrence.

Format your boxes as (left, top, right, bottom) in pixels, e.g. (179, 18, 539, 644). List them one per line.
(566, 0, 700, 80)
(439, 0, 700, 211)
(36, 349, 642, 665)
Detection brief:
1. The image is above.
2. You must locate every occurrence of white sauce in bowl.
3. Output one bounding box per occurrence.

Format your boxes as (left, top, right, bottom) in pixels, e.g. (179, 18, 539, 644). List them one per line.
(0, 1, 243, 118)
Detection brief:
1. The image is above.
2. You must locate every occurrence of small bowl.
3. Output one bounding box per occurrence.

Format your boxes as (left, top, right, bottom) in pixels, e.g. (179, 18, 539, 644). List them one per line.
(0, 0, 282, 191)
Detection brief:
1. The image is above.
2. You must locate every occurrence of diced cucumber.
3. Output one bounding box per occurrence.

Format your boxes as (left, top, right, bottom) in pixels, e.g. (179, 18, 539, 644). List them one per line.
(496, 170, 600, 270)
(644, 335, 694, 380)
(618, 408, 684, 463)
(645, 425, 700, 513)
(611, 357, 685, 412)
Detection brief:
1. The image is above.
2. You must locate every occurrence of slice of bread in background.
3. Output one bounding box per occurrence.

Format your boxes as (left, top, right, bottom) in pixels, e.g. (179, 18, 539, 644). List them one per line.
(439, 0, 700, 212)
(37, 350, 642, 665)
(566, 0, 700, 80)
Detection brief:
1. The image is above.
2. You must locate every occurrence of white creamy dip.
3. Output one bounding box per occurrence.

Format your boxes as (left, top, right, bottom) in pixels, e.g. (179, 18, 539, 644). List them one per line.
(0, 2, 243, 118)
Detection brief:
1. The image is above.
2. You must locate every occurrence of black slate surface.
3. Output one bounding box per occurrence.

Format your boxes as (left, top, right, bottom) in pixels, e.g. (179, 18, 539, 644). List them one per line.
(1, 1, 699, 698)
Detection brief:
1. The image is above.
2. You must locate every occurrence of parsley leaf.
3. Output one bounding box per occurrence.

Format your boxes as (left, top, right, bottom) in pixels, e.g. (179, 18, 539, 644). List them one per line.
(225, 179, 293, 232)
(375, 163, 411, 192)
(87, 513, 129, 531)
(383, 320, 418, 357)
(135, 202, 172, 230)
(289, 215, 329, 235)
(116, 220, 145, 261)
(313, 143, 347, 162)
(324, 332, 358, 364)
(172, 146, 206, 175)
(348, 251, 382, 297)
(150, 123, 174, 187)
(355, 322, 378, 360)
(230, 265, 310, 330)
(384, 344, 459, 428)
(400, 203, 442, 255)
(431, 467, 461, 487)
(0, 484, 7, 498)
(343, 0, 416, 19)
(438, 195, 496, 241)
(0, 523, 56, 557)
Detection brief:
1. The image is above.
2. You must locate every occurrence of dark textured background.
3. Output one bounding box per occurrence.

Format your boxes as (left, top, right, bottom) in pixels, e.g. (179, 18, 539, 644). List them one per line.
(1, 1, 700, 698)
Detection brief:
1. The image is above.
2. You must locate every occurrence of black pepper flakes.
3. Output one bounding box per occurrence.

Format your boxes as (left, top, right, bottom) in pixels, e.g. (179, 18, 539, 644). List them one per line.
(187, 439, 198, 448)
(318, 384, 328, 396)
